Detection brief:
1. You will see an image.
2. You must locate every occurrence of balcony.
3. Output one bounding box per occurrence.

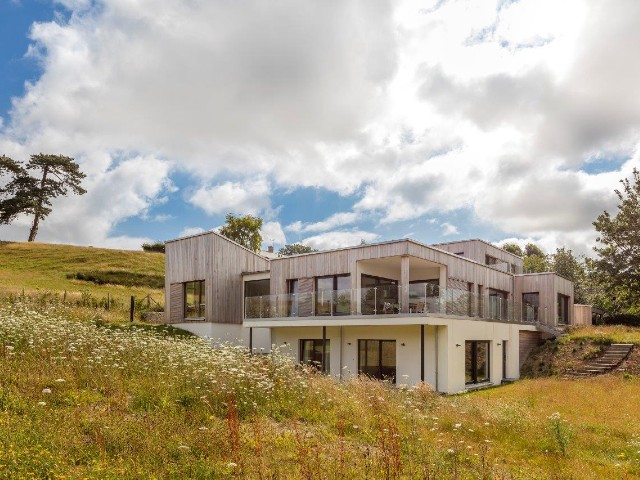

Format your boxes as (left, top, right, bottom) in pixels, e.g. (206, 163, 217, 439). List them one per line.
(244, 283, 543, 324)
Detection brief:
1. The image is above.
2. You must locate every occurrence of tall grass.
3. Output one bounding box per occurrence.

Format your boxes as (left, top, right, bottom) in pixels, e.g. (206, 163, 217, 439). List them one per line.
(1, 301, 639, 479)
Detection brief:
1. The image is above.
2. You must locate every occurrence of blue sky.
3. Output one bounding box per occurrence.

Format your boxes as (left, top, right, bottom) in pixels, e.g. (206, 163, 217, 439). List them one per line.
(0, 0, 637, 254)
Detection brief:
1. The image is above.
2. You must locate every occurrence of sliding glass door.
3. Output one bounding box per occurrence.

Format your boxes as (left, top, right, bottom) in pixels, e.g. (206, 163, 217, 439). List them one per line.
(358, 340, 396, 383)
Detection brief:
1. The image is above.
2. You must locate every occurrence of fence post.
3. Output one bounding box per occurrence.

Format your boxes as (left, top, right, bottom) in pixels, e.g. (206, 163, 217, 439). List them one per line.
(63, 290, 67, 305)
(130, 296, 135, 322)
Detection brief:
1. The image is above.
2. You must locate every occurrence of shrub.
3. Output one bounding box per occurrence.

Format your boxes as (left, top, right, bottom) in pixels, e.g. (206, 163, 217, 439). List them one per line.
(142, 241, 165, 253)
(67, 270, 165, 289)
(603, 314, 640, 327)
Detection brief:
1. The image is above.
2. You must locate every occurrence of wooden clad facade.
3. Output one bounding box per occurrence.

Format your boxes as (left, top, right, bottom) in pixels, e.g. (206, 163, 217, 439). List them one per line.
(269, 240, 516, 298)
(165, 232, 270, 324)
(432, 239, 523, 271)
(513, 273, 574, 326)
(573, 304, 593, 326)
(519, 330, 544, 367)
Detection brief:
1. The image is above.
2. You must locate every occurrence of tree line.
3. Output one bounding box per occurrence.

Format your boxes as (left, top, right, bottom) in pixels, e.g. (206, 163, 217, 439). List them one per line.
(501, 168, 640, 316)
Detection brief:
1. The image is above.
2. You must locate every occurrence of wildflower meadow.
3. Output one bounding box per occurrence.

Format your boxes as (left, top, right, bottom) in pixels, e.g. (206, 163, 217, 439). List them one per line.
(1, 300, 639, 479)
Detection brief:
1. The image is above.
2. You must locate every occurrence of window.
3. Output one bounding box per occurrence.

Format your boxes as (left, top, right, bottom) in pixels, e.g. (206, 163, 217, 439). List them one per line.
(243, 279, 270, 318)
(300, 339, 330, 371)
(184, 280, 205, 318)
(487, 289, 508, 320)
(315, 275, 351, 315)
(288, 279, 299, 316)
(465, 341, 490, 384)
(361, 274, 398, 315)
(244, 279, 270, 298)
(485, 255, 499, 266)
(358, 340, 396, 383)
(557, 294, 570, 325)
(522, 292, 540, 321)
(502, 340, 508, 380)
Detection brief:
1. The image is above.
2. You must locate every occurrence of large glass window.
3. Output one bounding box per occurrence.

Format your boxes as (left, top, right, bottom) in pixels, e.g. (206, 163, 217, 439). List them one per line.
(244, 279, 270, 298)
(487, 289, 508, 320)
(184, 280, 205, 318)
(300, 339, 330, 371)
(361, 274, 398, 315)
(358, 340, 396, 383)
(288, 279, 299, 316)
(315, 275, 350, 315)
(465, 341, 490, 384)
(523, 292, 540, 321)
(408, 279, 439, 313)
(243, 279, 270, 318)
(557, 294, 570, 325)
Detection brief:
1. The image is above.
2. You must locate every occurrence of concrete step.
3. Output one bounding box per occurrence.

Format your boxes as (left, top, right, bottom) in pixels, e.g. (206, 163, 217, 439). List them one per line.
(566, 343, 634, 377)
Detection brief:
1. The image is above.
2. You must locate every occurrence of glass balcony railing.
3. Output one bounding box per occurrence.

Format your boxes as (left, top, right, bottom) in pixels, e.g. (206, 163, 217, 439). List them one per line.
(244, 283, 544, 324)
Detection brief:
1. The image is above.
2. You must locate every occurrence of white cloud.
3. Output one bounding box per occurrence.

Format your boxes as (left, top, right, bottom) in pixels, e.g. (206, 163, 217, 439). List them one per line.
(178, 227, 206, 238)
(303, 230, 379, 251)
(285, 212, 359, 234)
(188, 178, 271, 216)
(1, 0, 639, 253)
(260, 221, 286, 248)
(440, 222, 459, 236)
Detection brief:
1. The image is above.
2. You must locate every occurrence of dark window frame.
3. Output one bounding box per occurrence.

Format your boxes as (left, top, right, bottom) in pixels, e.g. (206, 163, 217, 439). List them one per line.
(315, 274, 351, 316)
(184, 280, 205, 319)
(357, 339, 397, 383)
(522, 292, 540, 321)
(465, 340, 490, 385)
(299, 339, 330, 371)
(361, 274, 399, 315)
(557, 293, 570, 325)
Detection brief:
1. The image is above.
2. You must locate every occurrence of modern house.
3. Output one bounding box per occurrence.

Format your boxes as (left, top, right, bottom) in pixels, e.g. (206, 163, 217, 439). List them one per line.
(164, 232, 574, 394)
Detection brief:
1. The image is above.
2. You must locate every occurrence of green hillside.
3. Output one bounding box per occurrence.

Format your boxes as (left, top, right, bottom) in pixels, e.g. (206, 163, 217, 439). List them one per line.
(0, 241, 165, 308)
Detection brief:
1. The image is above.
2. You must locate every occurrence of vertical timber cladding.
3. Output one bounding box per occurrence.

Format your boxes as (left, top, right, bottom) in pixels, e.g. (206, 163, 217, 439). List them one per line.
(165, 232, 270, 324)
(169, 284, 184, 322)
(268, 240, 516, 307)
(514, 273, 574, 326)
(519, 330, 543, 367)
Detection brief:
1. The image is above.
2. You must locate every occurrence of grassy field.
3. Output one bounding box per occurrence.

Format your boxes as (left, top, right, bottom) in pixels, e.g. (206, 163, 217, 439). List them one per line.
(1, 302, 639, 479)
(0, 241, 165, 315)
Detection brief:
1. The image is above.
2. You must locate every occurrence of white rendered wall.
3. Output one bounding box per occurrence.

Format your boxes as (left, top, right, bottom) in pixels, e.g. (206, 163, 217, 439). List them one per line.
(271, 319, 538, 394)
(173, 322, 271, 352)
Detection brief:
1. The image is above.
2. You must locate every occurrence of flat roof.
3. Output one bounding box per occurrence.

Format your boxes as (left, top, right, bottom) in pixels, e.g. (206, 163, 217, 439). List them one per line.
(430, 238, 524, 260)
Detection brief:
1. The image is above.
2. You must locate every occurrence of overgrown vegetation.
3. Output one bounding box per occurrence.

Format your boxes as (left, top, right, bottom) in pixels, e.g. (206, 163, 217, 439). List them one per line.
(142, 241, 165, 253)
(67, 270, 165, 289)
(522, 325, 640, 377)
(1, 302, 639, 479)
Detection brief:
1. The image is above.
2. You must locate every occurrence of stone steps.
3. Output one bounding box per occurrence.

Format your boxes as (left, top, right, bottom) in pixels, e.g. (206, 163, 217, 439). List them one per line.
(567, 343, 633, 377)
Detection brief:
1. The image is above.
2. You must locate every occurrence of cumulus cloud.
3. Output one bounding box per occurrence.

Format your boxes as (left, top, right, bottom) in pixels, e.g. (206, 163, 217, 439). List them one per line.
(440, 222, 459, 236)
(188, 178, 271, 216)
(260, 221, 286, 249)
(285, 212, 359, 234)
(303, 230, 379, 251)
(178, 227, 206, 238)
(1, 0, 639, 253)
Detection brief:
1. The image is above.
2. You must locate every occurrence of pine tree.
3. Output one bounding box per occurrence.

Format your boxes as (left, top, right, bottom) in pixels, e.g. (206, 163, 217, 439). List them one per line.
(0, 154, 86, 241)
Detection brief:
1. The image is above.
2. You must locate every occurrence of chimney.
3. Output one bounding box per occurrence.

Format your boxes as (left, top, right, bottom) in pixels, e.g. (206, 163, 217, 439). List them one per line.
(268, 245, 274, 253)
